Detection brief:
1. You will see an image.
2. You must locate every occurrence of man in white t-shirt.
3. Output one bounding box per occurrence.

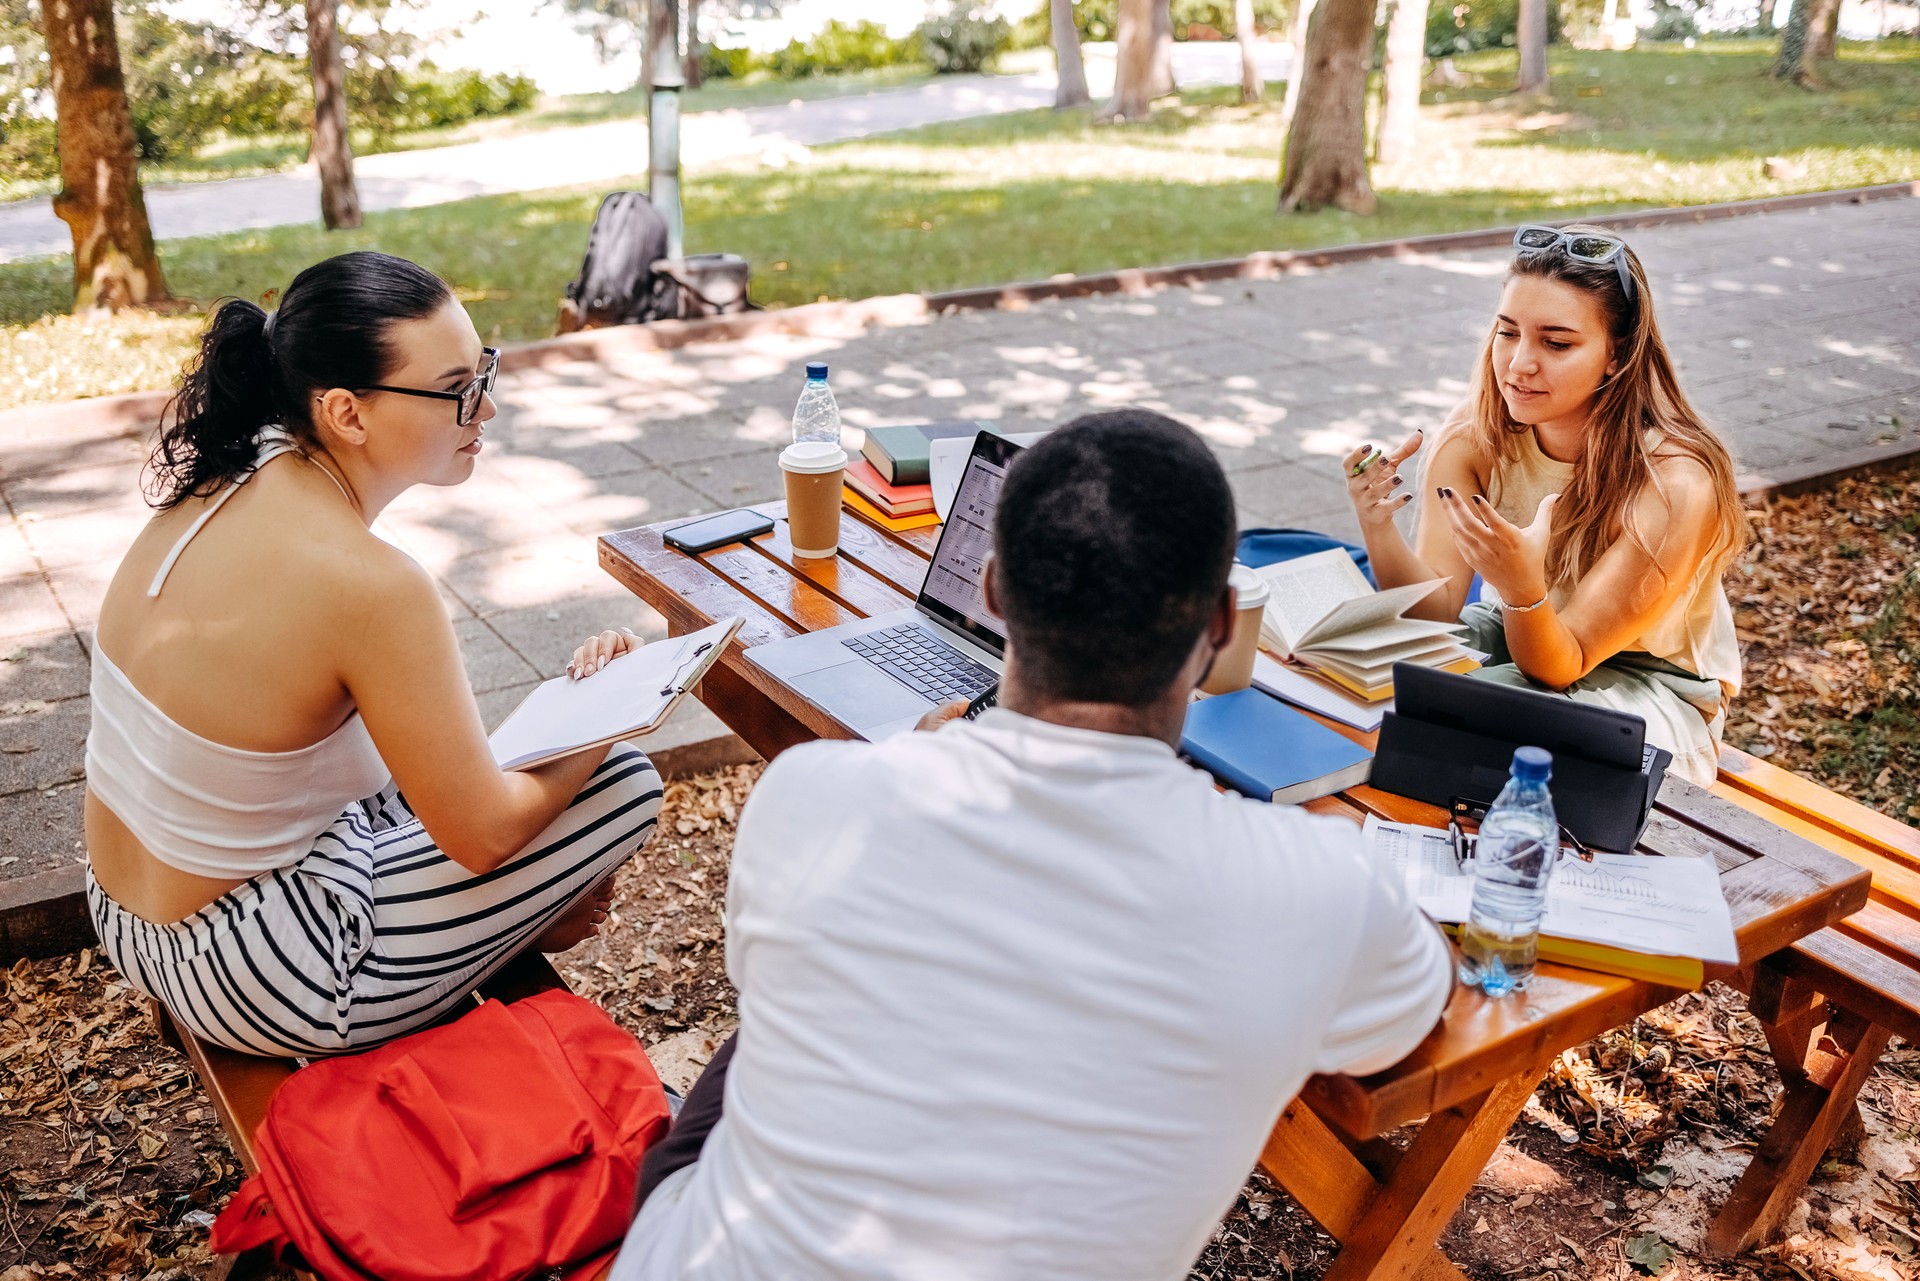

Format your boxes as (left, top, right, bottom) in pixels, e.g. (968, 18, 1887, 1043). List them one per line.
(610, 410, 1453, 1281)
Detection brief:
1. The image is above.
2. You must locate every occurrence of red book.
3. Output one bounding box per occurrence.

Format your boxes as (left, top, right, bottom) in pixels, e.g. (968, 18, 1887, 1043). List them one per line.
(844, 458, 935, 517)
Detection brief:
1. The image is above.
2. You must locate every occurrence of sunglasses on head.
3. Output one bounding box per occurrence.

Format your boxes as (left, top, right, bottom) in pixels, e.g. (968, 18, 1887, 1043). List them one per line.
(1513, 224, 1637, 306)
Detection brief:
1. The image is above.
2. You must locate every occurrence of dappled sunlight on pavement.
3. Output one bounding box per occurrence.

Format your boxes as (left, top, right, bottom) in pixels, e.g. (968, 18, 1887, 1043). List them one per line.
(1, 196, 1917, 882)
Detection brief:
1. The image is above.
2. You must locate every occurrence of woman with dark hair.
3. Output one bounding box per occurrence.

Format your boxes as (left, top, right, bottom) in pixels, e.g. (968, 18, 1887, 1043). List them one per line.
(85, 251, 663, 1057)
(1340, 225, 1745, 785)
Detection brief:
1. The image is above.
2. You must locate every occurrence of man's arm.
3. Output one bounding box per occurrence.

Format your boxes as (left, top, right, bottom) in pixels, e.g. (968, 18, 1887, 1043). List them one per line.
(1315, 863, 1455, 1078)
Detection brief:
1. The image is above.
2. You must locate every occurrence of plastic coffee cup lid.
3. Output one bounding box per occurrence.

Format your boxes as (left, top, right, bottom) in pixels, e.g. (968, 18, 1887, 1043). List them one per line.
(1229, 563, 1270, 608)
(779, 442, 847, 473)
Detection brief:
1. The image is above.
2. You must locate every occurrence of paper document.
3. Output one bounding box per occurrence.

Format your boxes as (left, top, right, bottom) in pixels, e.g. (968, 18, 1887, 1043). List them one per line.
(488, 617, 741, 771)
(1364, 817, 1738, 965)
(929, 430, 1052, 522)
(1251, 653, 1389, 731)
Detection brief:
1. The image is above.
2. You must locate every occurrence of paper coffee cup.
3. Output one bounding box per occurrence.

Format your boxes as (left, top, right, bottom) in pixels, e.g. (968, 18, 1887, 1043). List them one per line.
(780, 442, 847, 558)
(1202, 564, 1271, 696)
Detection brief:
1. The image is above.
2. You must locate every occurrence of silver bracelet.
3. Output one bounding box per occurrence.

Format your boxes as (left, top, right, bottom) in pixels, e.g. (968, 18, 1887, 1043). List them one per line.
(1502, 594, 1550, 614)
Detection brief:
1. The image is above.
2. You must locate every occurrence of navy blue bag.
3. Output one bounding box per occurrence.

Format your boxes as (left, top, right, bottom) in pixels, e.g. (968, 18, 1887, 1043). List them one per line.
(1234, 528, 1375, 587)
(1235, 528, 1483, 604)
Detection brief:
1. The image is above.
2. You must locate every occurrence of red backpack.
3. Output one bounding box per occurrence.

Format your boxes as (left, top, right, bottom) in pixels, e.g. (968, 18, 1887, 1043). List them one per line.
(211, 989, 671, 1281)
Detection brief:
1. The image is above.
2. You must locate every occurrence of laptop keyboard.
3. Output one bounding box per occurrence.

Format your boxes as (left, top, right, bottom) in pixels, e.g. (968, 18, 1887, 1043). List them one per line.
(842, 624, 996, 705)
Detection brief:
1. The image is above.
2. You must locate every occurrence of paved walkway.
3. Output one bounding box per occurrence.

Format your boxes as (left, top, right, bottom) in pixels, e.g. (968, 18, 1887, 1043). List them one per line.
(2, 196, 1916, 897)
(0, 44, 1290, 263)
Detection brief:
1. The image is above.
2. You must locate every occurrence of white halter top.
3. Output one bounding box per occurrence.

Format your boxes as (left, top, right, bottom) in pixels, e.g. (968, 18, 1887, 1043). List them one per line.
(86, 429, 391, 880)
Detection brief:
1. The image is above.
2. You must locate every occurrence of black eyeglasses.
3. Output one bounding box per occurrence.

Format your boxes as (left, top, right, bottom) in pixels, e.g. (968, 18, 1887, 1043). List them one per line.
(1513, 224, 1637, 306)
(357, 348, 499, 427)
(1447, 795, 1595, 870)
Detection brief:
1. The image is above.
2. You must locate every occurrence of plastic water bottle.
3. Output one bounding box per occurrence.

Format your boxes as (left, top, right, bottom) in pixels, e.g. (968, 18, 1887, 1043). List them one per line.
(791, 362, 841, 447)
(1458, 747, 1558, 998)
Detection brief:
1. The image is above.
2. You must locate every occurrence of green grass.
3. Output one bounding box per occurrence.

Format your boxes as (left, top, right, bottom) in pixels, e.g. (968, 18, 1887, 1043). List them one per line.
(4, 40, 1917, 412)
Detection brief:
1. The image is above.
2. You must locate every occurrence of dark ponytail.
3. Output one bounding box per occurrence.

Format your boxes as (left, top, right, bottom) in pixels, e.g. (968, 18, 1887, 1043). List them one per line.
(146, 251, 453, 509)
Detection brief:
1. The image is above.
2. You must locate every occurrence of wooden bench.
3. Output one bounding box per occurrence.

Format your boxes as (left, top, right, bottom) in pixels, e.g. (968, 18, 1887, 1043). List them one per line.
(1705, 745, 1920, 1255)
(152, 950, 572, 1279)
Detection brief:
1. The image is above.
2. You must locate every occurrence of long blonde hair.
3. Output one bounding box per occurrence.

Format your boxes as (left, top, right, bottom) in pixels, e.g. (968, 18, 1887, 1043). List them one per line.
(1467, 226, 1745, 592)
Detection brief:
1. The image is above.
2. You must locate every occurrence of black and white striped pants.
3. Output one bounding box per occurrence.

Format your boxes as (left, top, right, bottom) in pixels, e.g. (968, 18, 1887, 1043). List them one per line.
(89, 743, 662, 1057)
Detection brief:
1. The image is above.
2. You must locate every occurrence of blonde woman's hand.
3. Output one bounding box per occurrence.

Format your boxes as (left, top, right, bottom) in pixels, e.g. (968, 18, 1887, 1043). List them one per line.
(568, 627, 643, 680)
(1435, 487, 1558, 606)
(1342, 430, 1423, 531)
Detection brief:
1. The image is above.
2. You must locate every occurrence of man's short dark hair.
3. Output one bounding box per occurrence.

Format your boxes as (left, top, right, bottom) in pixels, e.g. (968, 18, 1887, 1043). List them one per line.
(993, 410, 1236, 705)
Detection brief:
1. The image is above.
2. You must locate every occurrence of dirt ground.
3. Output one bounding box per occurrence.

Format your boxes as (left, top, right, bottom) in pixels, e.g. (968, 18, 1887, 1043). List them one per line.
(3, 465, 1918, 1281)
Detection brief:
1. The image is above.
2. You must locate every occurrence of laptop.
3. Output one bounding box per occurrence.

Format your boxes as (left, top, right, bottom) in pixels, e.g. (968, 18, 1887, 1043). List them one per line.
(746, 432, 1020, 740)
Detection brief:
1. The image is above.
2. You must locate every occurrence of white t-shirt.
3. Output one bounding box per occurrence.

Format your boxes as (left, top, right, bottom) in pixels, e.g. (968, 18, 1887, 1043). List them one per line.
(614, 709, 1452, 1281)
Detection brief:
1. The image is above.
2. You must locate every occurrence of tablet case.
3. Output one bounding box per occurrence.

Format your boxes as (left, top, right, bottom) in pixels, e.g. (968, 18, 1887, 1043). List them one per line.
(1369, 664, 1672, 853)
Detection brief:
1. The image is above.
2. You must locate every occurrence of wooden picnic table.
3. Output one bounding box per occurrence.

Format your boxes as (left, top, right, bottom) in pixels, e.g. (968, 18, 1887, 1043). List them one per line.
(599, 499, 1873, 1281)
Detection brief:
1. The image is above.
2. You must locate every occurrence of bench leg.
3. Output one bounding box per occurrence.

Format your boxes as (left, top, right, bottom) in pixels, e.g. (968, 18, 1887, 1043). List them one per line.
(1261, 1066, 1543, 1281)
(1707, 1008, 1892, 1256)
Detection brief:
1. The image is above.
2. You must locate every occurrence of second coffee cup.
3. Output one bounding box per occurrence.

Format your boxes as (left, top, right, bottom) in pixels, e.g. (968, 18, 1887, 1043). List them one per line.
(780, 442, 847, 558)
(1201, 563, 1272, 696)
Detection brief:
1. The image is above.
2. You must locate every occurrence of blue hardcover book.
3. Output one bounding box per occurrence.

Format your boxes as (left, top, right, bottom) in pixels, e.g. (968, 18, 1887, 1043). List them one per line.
(1180, 688, 1375, 804)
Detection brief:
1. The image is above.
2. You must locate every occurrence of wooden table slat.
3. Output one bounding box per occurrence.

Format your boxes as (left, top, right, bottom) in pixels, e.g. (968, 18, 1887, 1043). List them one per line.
(749, 518, 918, 621)
(699, 540, 866, 636)
(1718, 745, 1920, 864)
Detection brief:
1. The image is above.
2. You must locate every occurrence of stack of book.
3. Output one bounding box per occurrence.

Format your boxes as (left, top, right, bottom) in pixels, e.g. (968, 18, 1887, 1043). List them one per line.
(1253, 549, 1478, 702)
(845, 459, 935, 519)
(860, 421, 1004, 486)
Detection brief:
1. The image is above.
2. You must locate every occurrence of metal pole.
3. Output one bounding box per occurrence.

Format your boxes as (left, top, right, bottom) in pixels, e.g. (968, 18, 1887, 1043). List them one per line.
(650, 37, 685, 261)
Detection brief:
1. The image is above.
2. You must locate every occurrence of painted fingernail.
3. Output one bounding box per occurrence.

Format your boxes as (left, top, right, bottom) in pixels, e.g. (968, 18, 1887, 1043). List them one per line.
(1438, 486, 1453, 498)
(1391, 475, 1402, 486)
(1470, 494, 1484, 505)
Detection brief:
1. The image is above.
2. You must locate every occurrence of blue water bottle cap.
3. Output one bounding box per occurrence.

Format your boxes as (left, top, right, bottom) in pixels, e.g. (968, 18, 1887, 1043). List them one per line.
(805, 362, 829, 380)
(1511, 745, 1552, 782)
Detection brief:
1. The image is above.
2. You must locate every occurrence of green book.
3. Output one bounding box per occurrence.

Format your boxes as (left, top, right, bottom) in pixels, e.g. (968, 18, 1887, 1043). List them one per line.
(860, 421, 1003, 486)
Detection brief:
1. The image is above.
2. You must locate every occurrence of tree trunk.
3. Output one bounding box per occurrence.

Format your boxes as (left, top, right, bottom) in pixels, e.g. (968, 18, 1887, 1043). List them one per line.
(1809, 0, 1840, 58)
(42, 0, 170, 311)
(307, 0, 361, 230)
(1757, 0, 1774, 36)
(683, 0, 703, 87)
(1234, 0, 1263, 102)
(1148, 0, 1176, 98)
(1376, 0, 1427, 163)
(1279, 0, 1319, 129)
(1515, 0, 1548, 94)
(1774, 0, 1841, 84)
(1052, 0, 1091, 108)
(1102, 0, 1158, 121)
(1278, 0, 1379, 214)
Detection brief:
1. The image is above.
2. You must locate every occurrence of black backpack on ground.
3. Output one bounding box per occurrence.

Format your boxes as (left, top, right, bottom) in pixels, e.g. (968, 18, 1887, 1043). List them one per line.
(563, 191, 678, 328)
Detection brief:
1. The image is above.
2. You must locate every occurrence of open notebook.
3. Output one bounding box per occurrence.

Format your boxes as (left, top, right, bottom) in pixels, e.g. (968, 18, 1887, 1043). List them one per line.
(1255, 549, 1476, 701)
(488, 617, 743, 771)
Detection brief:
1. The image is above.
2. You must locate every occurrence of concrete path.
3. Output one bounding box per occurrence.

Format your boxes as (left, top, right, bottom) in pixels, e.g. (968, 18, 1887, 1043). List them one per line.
(0, 43, 1291, 263)
(2, 196, 1916, 929)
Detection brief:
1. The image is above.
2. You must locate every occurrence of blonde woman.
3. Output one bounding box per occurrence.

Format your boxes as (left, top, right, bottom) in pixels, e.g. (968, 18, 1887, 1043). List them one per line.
(1341, 225, 1744, 785)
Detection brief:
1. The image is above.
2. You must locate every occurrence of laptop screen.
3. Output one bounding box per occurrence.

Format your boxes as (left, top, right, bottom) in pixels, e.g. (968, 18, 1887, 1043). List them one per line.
(917, 433, 1019, 657)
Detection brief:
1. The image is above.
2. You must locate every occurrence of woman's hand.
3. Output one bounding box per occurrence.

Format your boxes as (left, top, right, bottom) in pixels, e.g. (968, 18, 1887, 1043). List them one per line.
(1435, 487, 1559, 606)
(568, 627, 643, 680)
(1343, 430, 1423, 531)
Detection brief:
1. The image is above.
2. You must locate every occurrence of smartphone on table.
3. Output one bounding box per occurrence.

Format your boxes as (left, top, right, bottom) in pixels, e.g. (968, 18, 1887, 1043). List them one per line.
(664, 509, 775, 555)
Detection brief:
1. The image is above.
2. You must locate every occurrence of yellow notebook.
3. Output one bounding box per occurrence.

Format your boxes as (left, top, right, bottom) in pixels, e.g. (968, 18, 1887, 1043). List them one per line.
(844, 488, 940, 532)
(1440, 924, 1704, 989)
